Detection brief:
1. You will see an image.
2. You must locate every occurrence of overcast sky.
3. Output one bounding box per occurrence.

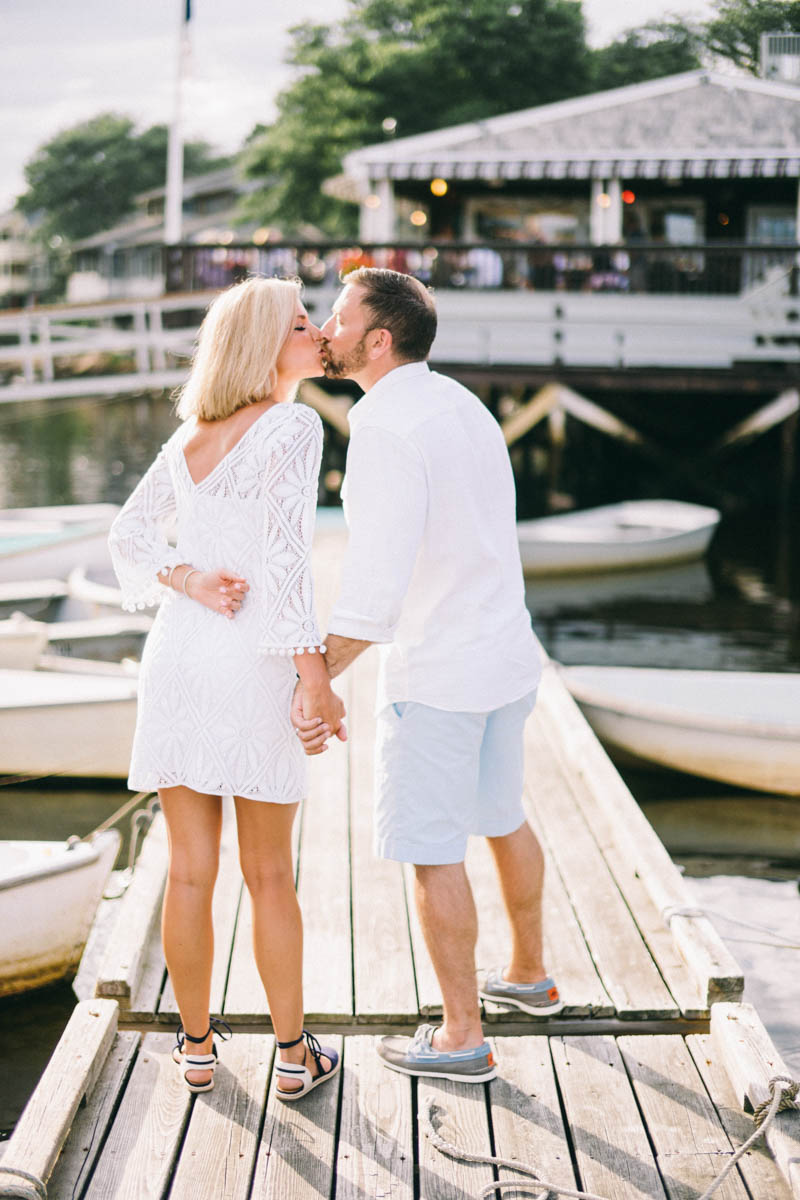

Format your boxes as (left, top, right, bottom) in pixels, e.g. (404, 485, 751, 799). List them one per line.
(0, 0, 716, 211)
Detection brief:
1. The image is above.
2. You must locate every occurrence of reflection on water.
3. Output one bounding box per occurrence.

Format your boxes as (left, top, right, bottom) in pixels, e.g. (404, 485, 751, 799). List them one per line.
(0, 393, 180, 510)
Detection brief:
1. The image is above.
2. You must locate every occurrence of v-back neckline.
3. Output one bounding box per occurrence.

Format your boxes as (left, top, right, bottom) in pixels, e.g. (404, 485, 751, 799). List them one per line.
(181, 404, 283, 487)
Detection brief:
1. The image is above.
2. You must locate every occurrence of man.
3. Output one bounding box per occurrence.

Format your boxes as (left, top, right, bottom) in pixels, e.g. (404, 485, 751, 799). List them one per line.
(294, 268, 561, 1083)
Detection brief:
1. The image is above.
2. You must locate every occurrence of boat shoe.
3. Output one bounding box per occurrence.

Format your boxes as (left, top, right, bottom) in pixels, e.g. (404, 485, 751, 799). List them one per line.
(377, 1023, 497, 1083)
(478, 967, 564, 1016)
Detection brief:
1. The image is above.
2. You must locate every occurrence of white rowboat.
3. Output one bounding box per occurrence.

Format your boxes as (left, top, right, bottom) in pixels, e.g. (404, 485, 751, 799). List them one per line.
(559, 665, 800, 796)
(518, 500, 720, 575)
(0, 668, 137, 778)
(0, 830, 120, 996)
(0, 504, 118, 583)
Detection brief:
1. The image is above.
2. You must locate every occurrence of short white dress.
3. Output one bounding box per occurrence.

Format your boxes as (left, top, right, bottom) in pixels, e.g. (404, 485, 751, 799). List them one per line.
(108, 402, 324, 803)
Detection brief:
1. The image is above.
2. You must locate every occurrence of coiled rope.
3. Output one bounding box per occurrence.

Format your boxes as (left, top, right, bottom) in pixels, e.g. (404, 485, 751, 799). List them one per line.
(421, 1075, 799, 1200)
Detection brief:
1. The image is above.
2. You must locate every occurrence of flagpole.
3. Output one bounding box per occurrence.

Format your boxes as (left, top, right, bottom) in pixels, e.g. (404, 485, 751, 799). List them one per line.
(165, 0, 191, 245)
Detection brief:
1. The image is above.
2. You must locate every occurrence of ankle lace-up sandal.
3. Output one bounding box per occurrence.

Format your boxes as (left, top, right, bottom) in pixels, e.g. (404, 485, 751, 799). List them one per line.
(172, 1017, 232, 1093)
(274, 1029, 340, 1101)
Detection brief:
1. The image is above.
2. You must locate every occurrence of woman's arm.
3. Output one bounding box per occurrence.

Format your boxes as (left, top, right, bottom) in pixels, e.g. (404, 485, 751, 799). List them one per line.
(258, 407, 346, 735)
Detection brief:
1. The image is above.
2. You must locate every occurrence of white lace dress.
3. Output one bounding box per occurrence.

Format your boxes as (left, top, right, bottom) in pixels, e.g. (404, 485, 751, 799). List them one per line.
(108, 402, 324, 803)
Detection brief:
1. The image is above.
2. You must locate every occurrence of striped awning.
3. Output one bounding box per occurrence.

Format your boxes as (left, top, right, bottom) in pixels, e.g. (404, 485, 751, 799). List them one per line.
(366, 154, 800, 182)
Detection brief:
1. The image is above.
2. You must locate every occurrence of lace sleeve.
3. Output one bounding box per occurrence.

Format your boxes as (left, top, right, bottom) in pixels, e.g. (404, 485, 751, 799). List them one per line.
(108, 446, 183, 612)
(258, 407, 325, 656)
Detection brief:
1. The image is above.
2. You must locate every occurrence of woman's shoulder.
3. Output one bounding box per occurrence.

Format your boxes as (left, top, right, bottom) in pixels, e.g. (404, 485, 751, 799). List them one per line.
(258, 400, 322, 440)
(160, 418, 195, 454)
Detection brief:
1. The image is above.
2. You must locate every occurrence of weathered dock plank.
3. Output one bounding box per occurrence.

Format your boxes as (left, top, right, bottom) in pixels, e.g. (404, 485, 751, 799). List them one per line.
(95, 813, 168, 1009)
(46, 1030, 141, 1200)
(249, 1035, 342, 1199)
(0, 999, 119, 1200)
(711, 1003, 800, 1197)
(537, 664, 744, 1008)
(687, 1032, 793, 1200)
(551, 1034, 668, 1199)
(489, 1035, 580, 1196)
(335, 1035, 414, 1200)
(526, 719, 679, 1020)
(169, 1035, 273, 1200)
(9, 1016, 799, 1200)
(619, 1034, 750, 1199)
(418, 1076, 496, 1199)
(82, 1032, 192, 1200)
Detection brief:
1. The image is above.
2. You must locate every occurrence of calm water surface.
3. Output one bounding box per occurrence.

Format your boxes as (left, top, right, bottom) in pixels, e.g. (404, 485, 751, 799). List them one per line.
(1, 392, 799, 1137)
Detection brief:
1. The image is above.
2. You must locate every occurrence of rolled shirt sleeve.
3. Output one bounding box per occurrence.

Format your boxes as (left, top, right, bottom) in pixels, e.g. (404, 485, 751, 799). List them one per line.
(329, 425, 427, 643)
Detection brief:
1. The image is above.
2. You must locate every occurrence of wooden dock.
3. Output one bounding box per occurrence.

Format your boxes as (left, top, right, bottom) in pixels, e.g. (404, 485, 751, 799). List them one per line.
(2, 527, 799, 1199)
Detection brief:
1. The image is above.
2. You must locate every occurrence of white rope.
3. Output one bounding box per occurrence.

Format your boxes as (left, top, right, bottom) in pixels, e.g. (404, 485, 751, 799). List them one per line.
(696, 1076, 799, 1200)
(421, 1075, 800, 1200)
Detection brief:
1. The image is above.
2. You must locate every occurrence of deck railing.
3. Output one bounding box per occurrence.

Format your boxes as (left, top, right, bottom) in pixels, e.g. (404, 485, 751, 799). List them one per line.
(163, 241, 800, 297)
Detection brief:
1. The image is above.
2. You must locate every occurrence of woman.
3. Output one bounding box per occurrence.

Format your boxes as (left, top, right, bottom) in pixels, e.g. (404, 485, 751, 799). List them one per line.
(109, 276, 344, 1100)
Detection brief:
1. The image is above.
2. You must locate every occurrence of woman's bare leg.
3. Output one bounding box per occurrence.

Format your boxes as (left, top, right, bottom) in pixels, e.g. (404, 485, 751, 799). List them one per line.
(159, 786, 222, 1086)
(234, 796, 331, 1091)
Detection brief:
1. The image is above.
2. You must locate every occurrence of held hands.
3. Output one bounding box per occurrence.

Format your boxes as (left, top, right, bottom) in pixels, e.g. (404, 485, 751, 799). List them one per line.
(184, 568, 249, 619)
(291, 681, 347, 755)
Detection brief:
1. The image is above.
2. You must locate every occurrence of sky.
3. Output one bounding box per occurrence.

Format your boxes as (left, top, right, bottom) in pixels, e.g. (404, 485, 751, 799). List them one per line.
(0, 0, 717, 212)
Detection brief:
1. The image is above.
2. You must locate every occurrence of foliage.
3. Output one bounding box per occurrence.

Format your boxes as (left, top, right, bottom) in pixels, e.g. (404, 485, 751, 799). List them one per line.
(18, 113, 230, 243)
(705, 0, 800, 72)
(589, 21, 703, 91)
(241, 0, 592, 235)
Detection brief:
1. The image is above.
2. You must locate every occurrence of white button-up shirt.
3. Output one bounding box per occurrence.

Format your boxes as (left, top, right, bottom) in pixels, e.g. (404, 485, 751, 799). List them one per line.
(328, 362, 542, 712)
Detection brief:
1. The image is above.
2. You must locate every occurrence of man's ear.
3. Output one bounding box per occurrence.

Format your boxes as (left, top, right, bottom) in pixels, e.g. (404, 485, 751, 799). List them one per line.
(368, 327, 393, 359)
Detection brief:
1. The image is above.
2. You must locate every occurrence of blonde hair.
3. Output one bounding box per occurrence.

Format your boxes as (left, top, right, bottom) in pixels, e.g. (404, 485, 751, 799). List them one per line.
(175, 276, 301, 421)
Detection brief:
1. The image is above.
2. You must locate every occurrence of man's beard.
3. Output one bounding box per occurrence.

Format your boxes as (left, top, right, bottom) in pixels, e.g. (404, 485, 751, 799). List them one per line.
(321, 333, 370, 379)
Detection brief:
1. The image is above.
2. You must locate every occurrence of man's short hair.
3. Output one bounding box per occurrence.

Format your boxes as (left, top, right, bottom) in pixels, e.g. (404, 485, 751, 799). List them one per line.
(346, 267, 437, 362)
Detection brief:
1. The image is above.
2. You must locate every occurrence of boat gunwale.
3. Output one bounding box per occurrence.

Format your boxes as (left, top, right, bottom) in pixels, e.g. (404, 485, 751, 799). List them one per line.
(0, 831, 119, 894)
(559, 667, 800, 741)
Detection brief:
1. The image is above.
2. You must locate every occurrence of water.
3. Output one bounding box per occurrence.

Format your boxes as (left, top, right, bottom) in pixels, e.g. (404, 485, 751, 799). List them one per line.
(1, 391, 799, 1136)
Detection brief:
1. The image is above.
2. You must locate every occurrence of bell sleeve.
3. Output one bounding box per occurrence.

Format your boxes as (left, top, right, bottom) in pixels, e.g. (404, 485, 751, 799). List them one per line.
(258, 406, 325, 657)
(108, 446, 183, 612)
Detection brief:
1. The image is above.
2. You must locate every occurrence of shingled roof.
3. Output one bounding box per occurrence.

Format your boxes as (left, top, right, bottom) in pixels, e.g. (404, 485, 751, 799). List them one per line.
(344, 70, 800, 182)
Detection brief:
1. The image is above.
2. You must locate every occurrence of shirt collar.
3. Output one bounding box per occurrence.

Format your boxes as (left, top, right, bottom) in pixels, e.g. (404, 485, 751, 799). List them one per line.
(348, 361, 431, 432)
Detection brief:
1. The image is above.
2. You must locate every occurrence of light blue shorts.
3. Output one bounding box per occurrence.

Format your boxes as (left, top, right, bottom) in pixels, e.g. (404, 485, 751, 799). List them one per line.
(373, 690, 537, 864)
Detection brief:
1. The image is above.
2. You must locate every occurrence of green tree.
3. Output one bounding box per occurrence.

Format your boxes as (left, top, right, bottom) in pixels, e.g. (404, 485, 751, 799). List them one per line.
(590, 21, 703, 91)
(242, 0, 592, 235)
(18, 113, 230, 243)
(704, 0, 800, 72)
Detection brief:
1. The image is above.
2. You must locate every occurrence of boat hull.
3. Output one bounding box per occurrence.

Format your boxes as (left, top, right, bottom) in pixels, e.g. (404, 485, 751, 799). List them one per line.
(0, 669, 137, 778)
(561, 666, 800, 796)
(518, 500, 720, 575)
(0, 504, 118, 583)
(0, 831, 120, 996)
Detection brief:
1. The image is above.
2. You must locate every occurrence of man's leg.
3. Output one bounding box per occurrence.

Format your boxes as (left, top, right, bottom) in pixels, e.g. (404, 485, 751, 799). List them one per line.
(414, 861, 484, 1051)
(487, 819, 547, 982)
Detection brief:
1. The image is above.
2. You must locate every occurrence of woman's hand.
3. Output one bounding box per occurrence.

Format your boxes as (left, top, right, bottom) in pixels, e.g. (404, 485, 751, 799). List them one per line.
(291, 680, 347, 754)
(184, 568, 249, 619)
